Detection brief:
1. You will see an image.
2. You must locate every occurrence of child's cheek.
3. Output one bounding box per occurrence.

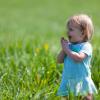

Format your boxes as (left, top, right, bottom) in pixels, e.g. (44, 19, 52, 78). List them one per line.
(69, 31, 75, 36)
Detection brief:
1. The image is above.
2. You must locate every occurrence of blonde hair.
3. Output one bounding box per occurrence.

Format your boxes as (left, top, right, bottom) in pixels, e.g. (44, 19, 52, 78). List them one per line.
(67, 14, 94, 41)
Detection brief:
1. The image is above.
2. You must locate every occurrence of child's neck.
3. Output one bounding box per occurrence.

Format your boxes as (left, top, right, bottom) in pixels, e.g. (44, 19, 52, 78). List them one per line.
(71, 41, 86, 44)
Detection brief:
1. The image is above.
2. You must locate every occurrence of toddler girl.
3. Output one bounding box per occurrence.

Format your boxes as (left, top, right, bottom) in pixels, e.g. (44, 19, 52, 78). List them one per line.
(57, 14, 98, 100)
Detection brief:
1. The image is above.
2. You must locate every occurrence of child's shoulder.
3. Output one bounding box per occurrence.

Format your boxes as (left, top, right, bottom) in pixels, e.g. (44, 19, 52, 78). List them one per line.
(81, 42, 92, 49)
(79, 42, 92, 56)
(72, 42, 92, 54)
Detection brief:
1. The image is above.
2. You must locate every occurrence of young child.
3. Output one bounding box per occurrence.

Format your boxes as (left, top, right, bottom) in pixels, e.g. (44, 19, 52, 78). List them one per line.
(56, 14, 98, 100)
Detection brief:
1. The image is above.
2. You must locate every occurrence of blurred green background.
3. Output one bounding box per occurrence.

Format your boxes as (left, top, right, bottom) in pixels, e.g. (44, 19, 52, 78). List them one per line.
(0, 0, 100, 99)
(0, 0, 100, 45)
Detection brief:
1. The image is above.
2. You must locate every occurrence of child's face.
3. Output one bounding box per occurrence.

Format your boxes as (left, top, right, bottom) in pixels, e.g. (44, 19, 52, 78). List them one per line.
(67, 22, 83, 43)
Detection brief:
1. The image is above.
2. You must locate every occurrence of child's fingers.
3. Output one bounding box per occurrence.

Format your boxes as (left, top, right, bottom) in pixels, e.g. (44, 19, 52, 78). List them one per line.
(63, 40, 69, 44)
(61, 37, 64, 42)
(63, 38, 69, 43)
(61, 38, 69, 47)
(61, 38, 65, 45)
(61, 37, 68, 42)
(61, 37, 64, 40)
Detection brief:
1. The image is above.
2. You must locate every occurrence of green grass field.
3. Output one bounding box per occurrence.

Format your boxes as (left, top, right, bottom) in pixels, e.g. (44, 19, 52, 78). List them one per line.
(0, 0, 100, 99)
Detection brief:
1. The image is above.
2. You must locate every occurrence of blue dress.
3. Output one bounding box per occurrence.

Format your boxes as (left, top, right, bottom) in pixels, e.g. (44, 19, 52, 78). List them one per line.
(57, 42, 98, 96)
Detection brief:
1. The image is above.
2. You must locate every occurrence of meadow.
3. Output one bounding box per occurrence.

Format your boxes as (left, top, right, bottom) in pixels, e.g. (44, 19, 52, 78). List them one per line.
(0, 0, 100, 99)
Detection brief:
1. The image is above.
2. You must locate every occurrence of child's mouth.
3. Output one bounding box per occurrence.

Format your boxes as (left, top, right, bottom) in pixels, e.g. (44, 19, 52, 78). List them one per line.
(68, 35, 72, 39)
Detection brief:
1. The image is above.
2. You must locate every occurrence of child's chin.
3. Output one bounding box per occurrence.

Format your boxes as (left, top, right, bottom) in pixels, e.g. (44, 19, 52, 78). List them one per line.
(69, 40, 73, 43)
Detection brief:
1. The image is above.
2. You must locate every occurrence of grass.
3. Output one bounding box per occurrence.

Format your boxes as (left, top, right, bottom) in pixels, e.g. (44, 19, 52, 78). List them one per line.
(0, 0, 100, 99)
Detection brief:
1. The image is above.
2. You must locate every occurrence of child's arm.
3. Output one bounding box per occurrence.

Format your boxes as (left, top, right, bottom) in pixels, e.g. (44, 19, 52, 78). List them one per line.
(64, 49, 86, 62)
(57, 50, 65, 63)
(61, 39, 86, 62)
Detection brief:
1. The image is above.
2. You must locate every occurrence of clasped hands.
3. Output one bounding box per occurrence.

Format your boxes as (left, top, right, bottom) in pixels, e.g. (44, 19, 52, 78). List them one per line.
(61, 37, 70, 53)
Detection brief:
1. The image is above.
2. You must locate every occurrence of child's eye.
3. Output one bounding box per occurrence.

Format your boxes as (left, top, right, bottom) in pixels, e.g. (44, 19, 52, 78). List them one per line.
(69, 28, 73, 31)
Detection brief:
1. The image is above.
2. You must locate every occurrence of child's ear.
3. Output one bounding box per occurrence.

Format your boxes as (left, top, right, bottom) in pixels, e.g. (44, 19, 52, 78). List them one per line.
(82, 26, 89, 41)
(80, 30, 84, 37)
(81, 30, 84, 35)
(79, 31, 83, 37)
(61, 37, 64, 43)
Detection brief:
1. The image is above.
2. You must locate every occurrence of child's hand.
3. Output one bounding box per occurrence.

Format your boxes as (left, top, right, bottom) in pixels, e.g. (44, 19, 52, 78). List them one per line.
(61, 37, 69, 52)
